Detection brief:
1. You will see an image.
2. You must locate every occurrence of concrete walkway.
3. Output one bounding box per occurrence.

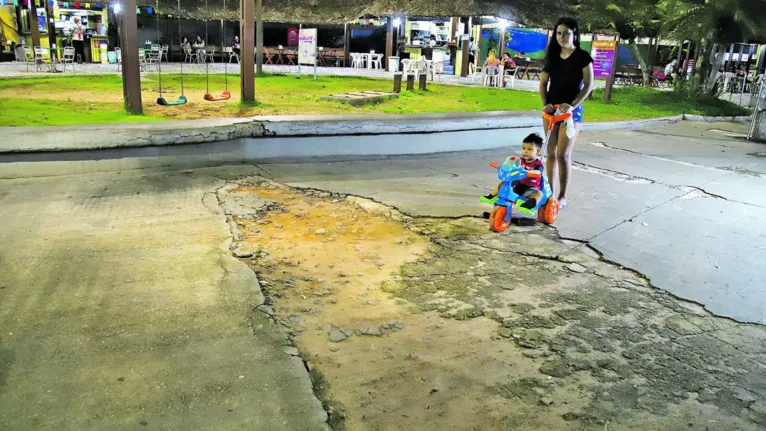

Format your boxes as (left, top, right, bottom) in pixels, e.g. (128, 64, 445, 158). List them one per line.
(0, 165, 329, 430)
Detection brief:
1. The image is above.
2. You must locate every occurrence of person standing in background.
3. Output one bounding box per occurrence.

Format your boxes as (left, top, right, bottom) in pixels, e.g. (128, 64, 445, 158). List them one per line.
(70, 17, 85, 63)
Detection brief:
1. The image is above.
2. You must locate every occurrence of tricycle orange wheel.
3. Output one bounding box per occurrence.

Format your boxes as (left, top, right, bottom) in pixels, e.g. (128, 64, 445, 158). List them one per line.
(489, 205, 511, 232)
(537, 198, 560, 225)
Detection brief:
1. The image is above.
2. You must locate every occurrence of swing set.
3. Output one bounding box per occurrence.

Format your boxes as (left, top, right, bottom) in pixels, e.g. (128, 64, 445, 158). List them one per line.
(203, 0, 231, 101)
(156, 0, 187, 105)
(155, 0, 231, 106)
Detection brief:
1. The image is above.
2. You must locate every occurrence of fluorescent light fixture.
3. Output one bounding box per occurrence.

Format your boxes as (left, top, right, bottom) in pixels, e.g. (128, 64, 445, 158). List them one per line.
(393, 17, 402, 28)
(112, 3, 120, 13)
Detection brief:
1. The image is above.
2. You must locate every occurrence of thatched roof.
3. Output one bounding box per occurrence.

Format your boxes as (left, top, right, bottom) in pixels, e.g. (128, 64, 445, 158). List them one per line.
(150, 0, 570, 27)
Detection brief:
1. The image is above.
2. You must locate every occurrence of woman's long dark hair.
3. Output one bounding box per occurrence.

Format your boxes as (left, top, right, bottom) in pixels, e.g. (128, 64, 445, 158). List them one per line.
(544, 17, 581, 71)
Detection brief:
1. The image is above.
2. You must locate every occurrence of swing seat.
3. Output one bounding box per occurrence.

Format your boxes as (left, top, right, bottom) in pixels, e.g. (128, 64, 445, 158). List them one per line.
(204, 90, 232, 101)
(157, 95, 188, 106)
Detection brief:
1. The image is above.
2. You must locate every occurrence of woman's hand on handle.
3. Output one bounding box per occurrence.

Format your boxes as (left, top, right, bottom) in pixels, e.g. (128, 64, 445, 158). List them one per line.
(543, 104, 556, 114)
(558, 103, 572, 113)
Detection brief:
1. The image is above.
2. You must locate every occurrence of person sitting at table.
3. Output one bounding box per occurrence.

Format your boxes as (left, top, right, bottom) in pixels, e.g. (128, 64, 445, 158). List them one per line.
(429, 34, 437, 48)
(664, 59, 678, 82)
(483, 49, 501, 68)
(232, 36, 240, 54)
(501, 52, 516, 69)
(194, 35, 204, 47)
(181, 37, 192, 58)
(482, 49, 501, 84)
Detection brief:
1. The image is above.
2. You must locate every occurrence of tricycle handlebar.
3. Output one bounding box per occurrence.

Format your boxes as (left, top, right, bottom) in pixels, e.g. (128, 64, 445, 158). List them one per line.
(542, 103, 573, 123)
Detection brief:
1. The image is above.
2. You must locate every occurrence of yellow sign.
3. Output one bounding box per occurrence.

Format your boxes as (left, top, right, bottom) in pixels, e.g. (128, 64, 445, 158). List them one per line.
(592, 40, 617, 50)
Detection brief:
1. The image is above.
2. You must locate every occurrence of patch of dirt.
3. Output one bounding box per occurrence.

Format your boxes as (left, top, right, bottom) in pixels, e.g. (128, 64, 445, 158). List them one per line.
(221, 177, 766, 431)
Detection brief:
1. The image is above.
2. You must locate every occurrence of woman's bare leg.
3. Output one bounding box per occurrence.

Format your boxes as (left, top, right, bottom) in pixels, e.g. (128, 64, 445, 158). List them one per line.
(555, 122, 582, 207)
(543, 118, 560, 194)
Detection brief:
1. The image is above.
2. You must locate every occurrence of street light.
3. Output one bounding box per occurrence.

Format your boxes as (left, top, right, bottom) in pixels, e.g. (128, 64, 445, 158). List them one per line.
(498, 18, 509, 28)
(112, 3, 121, 13)
(393, 17, 401, 28)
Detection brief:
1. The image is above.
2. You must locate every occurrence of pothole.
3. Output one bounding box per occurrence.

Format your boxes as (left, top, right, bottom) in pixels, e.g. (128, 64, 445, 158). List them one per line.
(219, 176, 766, 430)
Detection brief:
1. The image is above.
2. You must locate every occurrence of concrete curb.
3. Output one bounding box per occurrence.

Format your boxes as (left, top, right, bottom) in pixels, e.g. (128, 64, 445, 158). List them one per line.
(682, 114, 752, 123)
(0, 111, 751, 155)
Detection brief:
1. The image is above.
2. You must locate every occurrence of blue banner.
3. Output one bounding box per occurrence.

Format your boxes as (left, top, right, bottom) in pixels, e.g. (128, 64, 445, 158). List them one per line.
(506, 29, 548, 54)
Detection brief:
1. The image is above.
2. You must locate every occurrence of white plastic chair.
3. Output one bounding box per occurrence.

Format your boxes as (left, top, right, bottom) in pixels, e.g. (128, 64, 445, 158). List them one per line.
(470, 66, 484, 84)
(483, 66, 499, 87)
(183, 45, 196, 63)
(371, 54, 383, 70)
(225, 47, 239, 64)
(61, 47, 76, 72)
(160, 45, 169, 62)
(23, 46, 34, 72)
(33, 47, 51, 72)
(430, 61, 444, 81)
(115, 47, 122, 71)
(138, 50, 148, 72)
(351, 53, 363, 69)
(205, 46, 216, 63)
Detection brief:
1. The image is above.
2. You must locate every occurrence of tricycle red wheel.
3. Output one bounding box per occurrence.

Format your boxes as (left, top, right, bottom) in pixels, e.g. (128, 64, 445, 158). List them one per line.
(489, 205, 511, 232)
(537, 198, 560, 225)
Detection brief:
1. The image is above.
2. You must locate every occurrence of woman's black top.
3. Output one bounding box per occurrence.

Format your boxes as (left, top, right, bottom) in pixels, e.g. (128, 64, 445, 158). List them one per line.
(543, 48, 593, 105)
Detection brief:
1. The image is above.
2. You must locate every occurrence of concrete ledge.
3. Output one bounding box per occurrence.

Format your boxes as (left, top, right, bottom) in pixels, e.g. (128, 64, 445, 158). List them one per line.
(682, 114, 752, 123)
(0, 111, 752, 155)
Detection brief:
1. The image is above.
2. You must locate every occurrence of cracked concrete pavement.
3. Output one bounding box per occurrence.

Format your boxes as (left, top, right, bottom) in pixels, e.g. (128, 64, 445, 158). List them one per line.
(254, 121, 766, 324)
(1, 118, 764, 430)
(0, 165, 329, 430)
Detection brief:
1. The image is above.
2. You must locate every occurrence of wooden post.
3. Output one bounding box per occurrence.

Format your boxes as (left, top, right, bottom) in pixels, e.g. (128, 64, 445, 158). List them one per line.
(119, 0, 142, 113)
(385, 16, 393, 70)
(393, 72, 402, 93)
(418, 73, 427, 90)
(589, 34, 597, 100)
(45, 1, 58, 60)
(690, 40, 699, 77)
(255, 0, 263, 73)
(29, 3, 41, 48)
(475, 22, 482, 65)
(676, 40, 686, 67)
(450, 17, 459, 42)
(406, 74, 415, 90)
(240, 0, 255, 102)
(343, 23, 350, 67)
(498, 24, 505, 59)
(460, 18, 470, 77)
(603, 35, 620, 102)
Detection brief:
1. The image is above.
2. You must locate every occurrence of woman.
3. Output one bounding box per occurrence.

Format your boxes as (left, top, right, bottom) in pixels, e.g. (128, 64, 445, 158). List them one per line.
(539, 17, 594, 209)
(69, 16, 85, 64)
(483, 49, 501, 68)
(501, 52, 516, 69)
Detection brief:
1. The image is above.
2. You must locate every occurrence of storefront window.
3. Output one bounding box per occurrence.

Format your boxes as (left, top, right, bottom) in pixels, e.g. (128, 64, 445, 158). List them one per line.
(20, 8, 48, 33)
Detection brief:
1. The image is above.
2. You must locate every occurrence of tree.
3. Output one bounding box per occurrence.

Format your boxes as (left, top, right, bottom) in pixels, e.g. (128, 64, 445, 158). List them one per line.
(577, 0, 661, 85)
(658, 0, 766, 93)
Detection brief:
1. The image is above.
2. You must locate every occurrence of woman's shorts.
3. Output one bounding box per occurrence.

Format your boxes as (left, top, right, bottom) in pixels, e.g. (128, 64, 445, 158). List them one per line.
(572, 104, 584, 123)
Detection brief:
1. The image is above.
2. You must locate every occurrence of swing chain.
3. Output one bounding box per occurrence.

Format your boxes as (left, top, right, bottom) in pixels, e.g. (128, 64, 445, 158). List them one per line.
(156, 0, 162, 96)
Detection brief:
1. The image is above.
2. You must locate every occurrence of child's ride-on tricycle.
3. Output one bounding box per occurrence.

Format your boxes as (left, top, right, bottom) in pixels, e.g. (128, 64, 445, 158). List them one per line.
(482, 108, 572, 232)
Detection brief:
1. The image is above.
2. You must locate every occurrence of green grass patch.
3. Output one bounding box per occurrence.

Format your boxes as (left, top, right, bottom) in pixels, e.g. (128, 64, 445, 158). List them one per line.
(0, 74, 749, 127)
(0, 98, 164, 127)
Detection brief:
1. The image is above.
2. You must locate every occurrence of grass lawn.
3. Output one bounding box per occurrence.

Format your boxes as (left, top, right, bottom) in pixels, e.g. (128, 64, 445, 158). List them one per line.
(0, 73, 749, 127)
